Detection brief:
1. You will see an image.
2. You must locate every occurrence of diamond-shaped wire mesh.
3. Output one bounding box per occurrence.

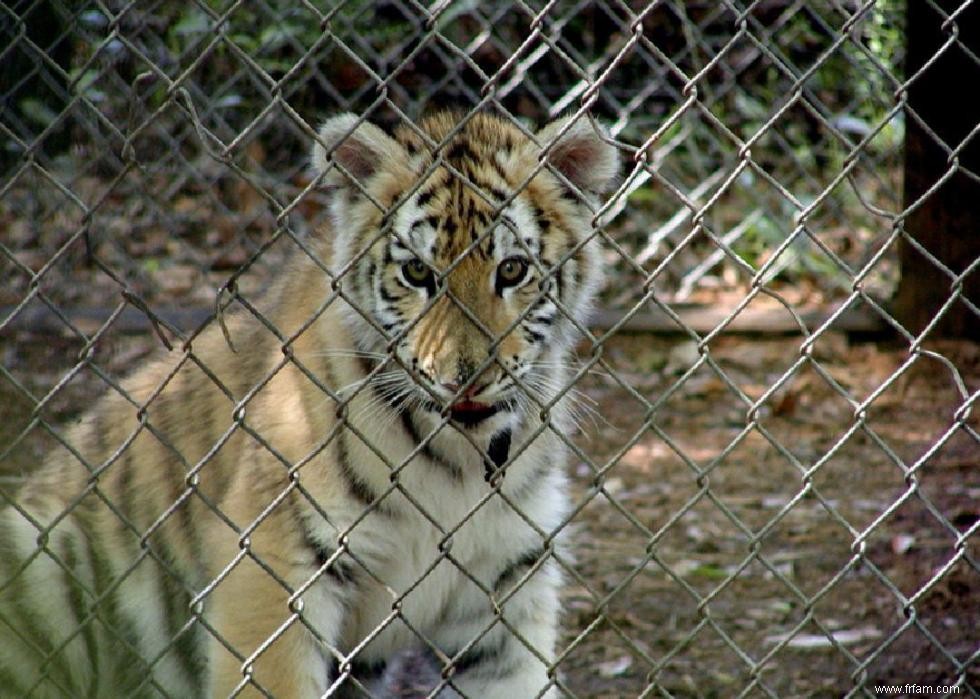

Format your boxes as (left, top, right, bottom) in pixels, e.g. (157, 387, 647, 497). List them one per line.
(1, 0, 978, 697)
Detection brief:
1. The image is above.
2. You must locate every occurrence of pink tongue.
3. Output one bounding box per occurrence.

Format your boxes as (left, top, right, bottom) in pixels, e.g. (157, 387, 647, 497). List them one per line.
(452, 400, 488, 412)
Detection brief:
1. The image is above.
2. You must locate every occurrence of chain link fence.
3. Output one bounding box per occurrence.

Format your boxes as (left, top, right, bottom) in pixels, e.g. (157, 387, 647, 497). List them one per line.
(1, 0, 978, 696)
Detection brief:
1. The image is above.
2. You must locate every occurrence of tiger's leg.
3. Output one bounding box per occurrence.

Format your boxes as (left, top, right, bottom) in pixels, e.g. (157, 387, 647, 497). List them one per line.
(443, 562, 562, 699)
(205, 543, 349, 699)
(203, 480, 353, 699)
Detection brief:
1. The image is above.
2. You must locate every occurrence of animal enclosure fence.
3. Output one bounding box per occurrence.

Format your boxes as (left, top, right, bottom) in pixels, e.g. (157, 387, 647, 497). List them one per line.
(1, 0, 978, 697)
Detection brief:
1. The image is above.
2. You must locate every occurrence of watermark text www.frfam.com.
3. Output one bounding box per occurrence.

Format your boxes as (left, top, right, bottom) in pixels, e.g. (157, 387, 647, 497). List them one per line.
(874, 685, 961, 696)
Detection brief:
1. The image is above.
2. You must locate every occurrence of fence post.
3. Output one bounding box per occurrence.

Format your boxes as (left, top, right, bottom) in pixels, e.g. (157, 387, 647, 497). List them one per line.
(893, 0, 980, 340)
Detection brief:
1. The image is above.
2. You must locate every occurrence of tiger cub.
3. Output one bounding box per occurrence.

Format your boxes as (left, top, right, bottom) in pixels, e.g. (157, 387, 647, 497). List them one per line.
(0, 111, 619, 698)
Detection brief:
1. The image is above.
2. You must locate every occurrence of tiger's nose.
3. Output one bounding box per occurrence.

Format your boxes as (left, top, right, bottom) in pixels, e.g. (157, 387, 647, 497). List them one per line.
(441, 382, 479, 400)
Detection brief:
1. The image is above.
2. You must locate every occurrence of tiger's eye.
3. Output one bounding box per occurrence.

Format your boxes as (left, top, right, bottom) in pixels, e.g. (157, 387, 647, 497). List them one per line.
(497, 257, 529, 288)
(402, 259, 434, 288)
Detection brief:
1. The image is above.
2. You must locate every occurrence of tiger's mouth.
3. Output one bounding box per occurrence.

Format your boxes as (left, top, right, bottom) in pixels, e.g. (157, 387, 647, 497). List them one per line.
(449, 400, 500, 427)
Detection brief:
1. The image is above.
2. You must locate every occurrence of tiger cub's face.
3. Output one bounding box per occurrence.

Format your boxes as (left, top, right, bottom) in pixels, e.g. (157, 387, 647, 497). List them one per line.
(312, 112, 619, 435)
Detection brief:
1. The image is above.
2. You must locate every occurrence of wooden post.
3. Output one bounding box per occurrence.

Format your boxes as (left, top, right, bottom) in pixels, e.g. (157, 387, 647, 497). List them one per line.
(893, 0, 980, 340)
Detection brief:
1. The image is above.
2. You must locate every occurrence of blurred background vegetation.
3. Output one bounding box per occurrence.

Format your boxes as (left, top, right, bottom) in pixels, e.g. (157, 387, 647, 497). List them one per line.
(2, 0, 905, 312)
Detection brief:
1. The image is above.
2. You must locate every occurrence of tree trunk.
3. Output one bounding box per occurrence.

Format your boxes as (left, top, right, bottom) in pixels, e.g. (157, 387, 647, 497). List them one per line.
(893, 0, 980, 340)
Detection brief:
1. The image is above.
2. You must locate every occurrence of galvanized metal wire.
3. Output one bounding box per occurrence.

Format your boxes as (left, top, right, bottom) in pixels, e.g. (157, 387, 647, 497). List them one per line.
(1, 0, 977, 696)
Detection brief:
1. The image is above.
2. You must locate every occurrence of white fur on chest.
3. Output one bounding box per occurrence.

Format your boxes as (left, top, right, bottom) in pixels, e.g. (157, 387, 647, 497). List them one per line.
(306, 424, 569, 662)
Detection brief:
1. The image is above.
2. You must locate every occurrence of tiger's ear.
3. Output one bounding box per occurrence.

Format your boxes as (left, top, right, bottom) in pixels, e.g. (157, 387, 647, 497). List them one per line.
(535, 116, 620, 196)
(311, 114, 404, 188)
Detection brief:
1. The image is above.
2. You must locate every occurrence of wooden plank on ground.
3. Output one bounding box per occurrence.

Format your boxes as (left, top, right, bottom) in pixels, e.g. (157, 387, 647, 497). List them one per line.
(590, 303, 887, 335)
(1, 302, 888, 337)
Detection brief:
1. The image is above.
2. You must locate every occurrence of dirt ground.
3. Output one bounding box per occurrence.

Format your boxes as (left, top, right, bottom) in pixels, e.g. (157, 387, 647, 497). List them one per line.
(558, 333, 979, 697)
(2, 323, 976, 698)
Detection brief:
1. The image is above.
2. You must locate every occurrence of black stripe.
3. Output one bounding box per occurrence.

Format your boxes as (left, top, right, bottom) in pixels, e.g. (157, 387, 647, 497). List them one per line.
(350, 353, 462, 484)
(337, 434, 379, 508)
(60, 533, 100, 687)
(116, 433, 136, 526)
(357, 257, 373, 309)
(147, 492, 204, 693)
(360, 357, 462, 484)
(484, 429, 512, 482)
(303, 530, 356, 586)
(450, 636, 510, 678)
(391, 275, 414, 293)
(398, 407, 421, 443)
(2, 563, 56, 667)
(398, 409, 463, 482)
(523, 328, 545, 344)
(0, 514, 59, 668)
(90, 537, 148, 684)
(76, 530, 105, 699)
(297, 497, 357, 587)
(156, 554, 202, 689)
(329, 655, 388, 696)
(397, 409, 430, 463)
(90, 410, 111, 476)
(490, 157, 508, 182)
(508, 460, 549, 504)
(352, 353, 376, 383)
(160, 387, 200, 567)
(379, 283, 404, 303)
(390, 239, 412, 255)
(446, 141, 478, 163)
(489, 186, 509, 203)
(492, 547, 544, 592)
(415, 189, 434, 207)
(324, 355, 384, 509)
(174, 491, 197, 575)
(326, 559, 356, 586)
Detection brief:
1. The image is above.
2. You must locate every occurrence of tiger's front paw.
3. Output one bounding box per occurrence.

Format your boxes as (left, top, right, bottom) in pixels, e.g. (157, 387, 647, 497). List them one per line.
(371, 648, 461, 699)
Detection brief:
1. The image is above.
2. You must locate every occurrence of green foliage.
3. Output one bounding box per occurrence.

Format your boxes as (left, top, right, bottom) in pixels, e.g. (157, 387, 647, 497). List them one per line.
(17, 98, 60, 128)
(42, 0, 907, 300)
